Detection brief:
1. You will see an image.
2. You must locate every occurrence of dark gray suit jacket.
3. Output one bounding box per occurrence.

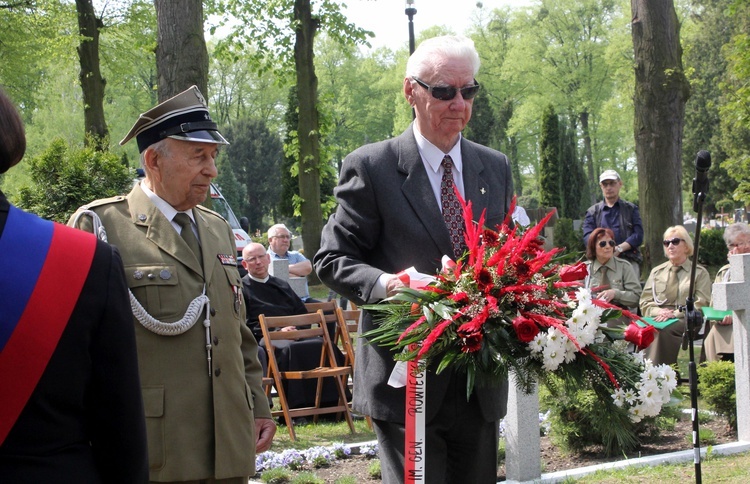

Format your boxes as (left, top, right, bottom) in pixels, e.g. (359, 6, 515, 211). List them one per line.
(314, 125, 512, 424)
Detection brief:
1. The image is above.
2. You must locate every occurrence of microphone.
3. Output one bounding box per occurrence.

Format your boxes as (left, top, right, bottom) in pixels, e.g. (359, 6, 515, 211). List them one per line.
(695, 150, 711, 187)
(692, 150, 711, 211)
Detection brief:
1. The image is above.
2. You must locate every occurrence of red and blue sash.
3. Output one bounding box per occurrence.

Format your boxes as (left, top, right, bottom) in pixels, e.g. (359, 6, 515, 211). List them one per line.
(0, 206, 96, 443)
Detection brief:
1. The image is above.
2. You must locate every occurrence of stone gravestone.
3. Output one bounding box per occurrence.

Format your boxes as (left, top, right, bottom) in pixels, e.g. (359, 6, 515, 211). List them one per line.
(504, 372, 542, 483)
(711, 252, 750, 441)
(269, 258, 308, 299)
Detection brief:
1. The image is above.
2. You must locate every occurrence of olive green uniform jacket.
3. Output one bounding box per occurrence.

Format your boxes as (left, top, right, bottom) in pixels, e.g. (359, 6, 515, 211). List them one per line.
(702, 265, 734, 361)
(69, 183, 271, 481)
(639, 259, 711, 366)
(585, 257, 641, 309)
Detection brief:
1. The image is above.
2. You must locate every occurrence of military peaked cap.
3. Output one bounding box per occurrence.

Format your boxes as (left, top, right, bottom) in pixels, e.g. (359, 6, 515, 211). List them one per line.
(120, 85, 229, 152)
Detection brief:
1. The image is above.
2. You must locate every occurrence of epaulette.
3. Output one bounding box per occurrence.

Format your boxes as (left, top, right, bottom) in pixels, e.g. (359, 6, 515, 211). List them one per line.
(80, 195, 128, 210)
(195, 203, 228, 224)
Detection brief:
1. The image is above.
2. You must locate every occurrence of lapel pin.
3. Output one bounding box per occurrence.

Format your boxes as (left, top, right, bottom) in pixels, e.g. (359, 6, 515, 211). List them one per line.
(480, 188, 486, 195)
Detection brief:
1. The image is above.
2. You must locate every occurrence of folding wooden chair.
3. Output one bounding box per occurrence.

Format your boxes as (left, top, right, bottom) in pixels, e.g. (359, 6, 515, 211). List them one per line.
(334, 307, 361, 368)
(258, 310, 355, 441)
(305, 300, 339, 339)
(334, 307, 373, 429)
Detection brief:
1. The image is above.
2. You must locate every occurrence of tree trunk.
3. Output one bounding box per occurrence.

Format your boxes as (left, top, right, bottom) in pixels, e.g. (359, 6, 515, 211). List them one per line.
(154, 0, 208, 100)
(631, 0, 690, 272)
(75, 0, 107, 150)
(294, 0, 322, 285)
(579, 110, 595, 205)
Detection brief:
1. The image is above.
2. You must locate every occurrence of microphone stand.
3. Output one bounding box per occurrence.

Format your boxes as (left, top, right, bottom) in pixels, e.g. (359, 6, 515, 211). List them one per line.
(681, 172, 709, 484)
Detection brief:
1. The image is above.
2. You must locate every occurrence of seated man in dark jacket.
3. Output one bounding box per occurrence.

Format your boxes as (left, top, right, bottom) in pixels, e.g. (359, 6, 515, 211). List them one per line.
(241, 243, 346, 410)
(242, 242, 308, 341)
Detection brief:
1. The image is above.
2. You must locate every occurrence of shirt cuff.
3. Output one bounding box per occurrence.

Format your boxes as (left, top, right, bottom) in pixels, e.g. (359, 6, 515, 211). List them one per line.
(369, 274, 390, 302)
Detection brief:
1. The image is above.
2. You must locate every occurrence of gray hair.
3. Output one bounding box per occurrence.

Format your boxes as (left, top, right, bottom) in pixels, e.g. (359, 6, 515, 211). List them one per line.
(724, 222, 750, 244)
(140, 138, 170, 170)
(268, 223, 291, 239)
(405, 35, 480, 79)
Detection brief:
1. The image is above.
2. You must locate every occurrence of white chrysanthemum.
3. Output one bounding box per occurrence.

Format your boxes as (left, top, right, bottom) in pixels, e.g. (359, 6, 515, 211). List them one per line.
(641, 365, 660, 384)
(612, 388, 626, 407)
(545, 327, 566, 348)
(542, 345, 565, 371)
(622, 387, 638, 405)
(528, 332, 547, 354)
(657, 365, 678, 393)
(629, 404, 645, 423)
(575, 288, 593, 304)
(640, 401, 661, 418)
(638, 381, 660, 408)
(562, 340, 578, 363)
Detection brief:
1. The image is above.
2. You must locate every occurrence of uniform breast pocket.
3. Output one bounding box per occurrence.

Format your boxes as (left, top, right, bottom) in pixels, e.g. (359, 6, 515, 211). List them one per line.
(222, 265, 243, 319)
(126, 264, 181, 320)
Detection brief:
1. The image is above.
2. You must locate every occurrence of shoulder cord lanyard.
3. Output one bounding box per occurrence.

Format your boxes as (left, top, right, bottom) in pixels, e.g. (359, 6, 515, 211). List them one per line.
(72, 210, 213, 376)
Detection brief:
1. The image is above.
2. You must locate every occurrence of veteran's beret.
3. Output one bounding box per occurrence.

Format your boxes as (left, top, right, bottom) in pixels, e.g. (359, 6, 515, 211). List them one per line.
(120, 85, 229, 152)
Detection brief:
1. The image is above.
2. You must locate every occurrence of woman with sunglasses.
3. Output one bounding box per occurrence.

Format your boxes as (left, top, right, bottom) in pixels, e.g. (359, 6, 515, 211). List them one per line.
(639, 225, 712, 366)
(583, 228, 641, 327)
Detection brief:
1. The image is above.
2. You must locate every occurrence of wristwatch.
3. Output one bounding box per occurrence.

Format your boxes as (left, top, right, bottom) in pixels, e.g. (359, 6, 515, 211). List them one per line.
(615, 245, 623, 253)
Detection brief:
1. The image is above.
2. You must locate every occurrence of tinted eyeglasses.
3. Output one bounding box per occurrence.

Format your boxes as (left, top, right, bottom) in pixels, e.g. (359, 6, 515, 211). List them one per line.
(412, 77, 480, 101)
(598, 240, 616, 248)
(663, 237, 683, 247)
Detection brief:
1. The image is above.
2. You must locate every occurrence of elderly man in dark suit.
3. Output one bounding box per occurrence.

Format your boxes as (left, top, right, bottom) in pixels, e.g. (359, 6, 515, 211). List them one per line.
(315, 35, 512, 483)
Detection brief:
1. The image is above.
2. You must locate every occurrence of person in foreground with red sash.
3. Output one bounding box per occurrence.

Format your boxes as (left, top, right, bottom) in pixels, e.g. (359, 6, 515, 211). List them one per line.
(0, 89, 148, 481)
(315, 36, 512, 483)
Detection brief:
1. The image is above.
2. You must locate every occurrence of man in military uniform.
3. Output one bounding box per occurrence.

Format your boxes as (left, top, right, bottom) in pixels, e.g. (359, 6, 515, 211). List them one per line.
(69, 86, 275, 483)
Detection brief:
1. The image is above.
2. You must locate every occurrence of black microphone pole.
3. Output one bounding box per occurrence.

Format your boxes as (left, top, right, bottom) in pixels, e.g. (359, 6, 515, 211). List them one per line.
(683, 150, 711, 484)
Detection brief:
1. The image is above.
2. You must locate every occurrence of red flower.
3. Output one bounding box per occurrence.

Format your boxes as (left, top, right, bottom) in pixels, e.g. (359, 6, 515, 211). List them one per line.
(457, 326, 483, 353)
(449, 292, 469, 303)
(476, 268, 494, 292)
(624, 322, 656, 350)
(512, 316, 540, 343)
(559, 261, 588, 282)
(482, 229, 500, 247)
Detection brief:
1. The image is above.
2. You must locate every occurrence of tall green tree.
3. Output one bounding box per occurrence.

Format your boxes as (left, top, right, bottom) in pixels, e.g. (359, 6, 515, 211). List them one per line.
(154, 0, 208, 99)
(75, 0, 108, 149)
(513, 0, 620, 201)
(682, 0, 736, 215)
(220, 118, 284, 232)
(207, 0, 371, 281)
(631, 0, 691, 270)
(539, 104, 561, 210)
(559, 115, 587, 218)
(718, 0, 750, 208)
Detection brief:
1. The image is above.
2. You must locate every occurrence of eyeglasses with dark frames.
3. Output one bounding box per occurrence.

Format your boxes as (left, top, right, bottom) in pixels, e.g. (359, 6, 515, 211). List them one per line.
(662, 237, 683, 247)
(412, 77, 480, 101)
(598, 240, 616, 248)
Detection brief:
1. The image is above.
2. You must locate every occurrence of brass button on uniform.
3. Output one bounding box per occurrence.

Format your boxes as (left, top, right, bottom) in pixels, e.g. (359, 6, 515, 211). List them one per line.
(210, 307, 216, 316)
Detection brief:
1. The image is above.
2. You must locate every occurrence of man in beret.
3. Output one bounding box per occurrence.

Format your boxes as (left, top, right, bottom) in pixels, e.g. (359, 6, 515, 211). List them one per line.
(69, 86, 275, 483)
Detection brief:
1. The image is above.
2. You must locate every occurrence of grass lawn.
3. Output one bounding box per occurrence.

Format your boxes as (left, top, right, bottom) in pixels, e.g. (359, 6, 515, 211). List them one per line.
(571, 451, 750, 483)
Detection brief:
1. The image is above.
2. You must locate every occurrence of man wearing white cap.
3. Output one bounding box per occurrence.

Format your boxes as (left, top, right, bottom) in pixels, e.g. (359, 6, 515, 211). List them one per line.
(583, 169, 644, 278)
(69, 86, 275, 483)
